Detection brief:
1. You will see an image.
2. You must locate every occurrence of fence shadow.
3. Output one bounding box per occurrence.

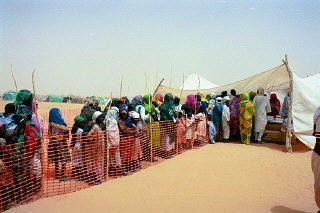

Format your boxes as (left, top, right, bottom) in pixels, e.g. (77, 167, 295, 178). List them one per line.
(270, 205, 311, 213)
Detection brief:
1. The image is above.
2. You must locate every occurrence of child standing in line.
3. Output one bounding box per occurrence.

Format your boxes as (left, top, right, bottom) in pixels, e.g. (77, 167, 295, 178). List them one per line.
(185, 112, 195, 149)
(176, 111, 186, 153)
(194, 107, 207, 146)
(207, 114, 216, 144)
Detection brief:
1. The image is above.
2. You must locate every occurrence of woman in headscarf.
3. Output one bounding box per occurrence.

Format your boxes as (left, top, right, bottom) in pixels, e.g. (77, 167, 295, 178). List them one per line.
(80, 97, 100, 132)
(197, 92, 208, 111)
(48, 108, 70, 181)
(120, 96, 130, 108)
(13, 89, 40, 200)
(87, 111, 105, 185)
(267, 93, 281, 118)
(31, 100, 45, 138)
(185, 94, 199, 115)
(159, 93, 177, 158)
(70, 115, 86, 181)
(143, 94, 160, 160)
(239, 93, 255, 145)
(118, 107, 138, 175)
(229, 89, 241, 140)
(106, 107, 122, 176)
(154, 94, 164, 106)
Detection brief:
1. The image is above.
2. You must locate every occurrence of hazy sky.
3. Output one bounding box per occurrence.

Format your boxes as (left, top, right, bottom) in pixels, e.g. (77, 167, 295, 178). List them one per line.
(1, 0, 319, 98)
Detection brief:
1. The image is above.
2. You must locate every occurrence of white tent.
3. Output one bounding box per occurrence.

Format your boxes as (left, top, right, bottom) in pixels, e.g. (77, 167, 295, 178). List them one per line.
(154, 59, 320, 150)
(179, 74, 219, 90)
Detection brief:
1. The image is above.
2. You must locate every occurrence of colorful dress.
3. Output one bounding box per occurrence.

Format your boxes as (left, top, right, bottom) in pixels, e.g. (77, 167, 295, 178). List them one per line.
(229, 96, 240, 137)
(48, 108, 70, 163)
(239, 93, 255, 144)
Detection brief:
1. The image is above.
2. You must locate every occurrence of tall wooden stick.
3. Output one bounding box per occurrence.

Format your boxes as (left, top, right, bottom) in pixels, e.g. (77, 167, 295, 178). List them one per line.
(282, 55, 293, 153)
(195, 75, 201, 114)
(11, 64, 18, 92)
(152, 78, 164, 97)
(119, 74, 123, 98)
(179, 73, 185, 100)
(32, 69, 41, 137)
(106, 91, 112, 179)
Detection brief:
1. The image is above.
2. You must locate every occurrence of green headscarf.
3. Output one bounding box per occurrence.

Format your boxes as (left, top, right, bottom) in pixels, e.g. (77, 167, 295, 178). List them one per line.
(160, 93, 175, 121)
(14, 90, 33, 106)
(249, 91, 257, 102)
(143, 94, 154, 113)
(71, 114, 85, 134)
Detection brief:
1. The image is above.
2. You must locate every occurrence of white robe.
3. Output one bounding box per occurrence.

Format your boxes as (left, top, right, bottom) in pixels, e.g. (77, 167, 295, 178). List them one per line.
(222, 104, 230, 139)
(253, 95, 271, 132)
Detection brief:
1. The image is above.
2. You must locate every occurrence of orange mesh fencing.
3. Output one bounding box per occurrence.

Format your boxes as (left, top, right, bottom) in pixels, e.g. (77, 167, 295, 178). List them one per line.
(0, 109, 209, 212)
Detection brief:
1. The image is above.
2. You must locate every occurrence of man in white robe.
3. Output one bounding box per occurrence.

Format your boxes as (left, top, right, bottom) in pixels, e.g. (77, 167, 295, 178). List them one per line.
(253, 87, 271, 143)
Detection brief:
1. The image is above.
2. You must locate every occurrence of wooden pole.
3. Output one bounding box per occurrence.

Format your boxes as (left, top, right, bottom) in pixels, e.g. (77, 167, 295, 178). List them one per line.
(195, 75, 201, 114)
(282, 55, 293, 153)
(32, 69, 42, 138)
(11, 64, 18, 92)
(119, 74, 123, 98)
(177, 73, 184, 154)
(152, 78, 164, 97)
(106, 91, 112, 179)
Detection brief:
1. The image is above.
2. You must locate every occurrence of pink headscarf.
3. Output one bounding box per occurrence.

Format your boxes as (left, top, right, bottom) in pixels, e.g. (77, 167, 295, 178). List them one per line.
(154, 94, 163, 105)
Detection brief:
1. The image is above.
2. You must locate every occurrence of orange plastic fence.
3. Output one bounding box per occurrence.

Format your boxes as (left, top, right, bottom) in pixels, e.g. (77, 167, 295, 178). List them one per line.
(0, 109, 208, 212)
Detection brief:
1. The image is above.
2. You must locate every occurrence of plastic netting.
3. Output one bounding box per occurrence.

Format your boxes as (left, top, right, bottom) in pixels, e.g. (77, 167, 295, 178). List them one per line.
(0, 109, 208, 211)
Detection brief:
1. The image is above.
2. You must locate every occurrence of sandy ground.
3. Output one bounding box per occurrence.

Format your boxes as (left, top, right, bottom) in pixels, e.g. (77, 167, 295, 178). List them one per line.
(1, 100, 318, 213)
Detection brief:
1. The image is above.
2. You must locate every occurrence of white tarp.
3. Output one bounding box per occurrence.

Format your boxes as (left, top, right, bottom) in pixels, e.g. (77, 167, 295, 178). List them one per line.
(179, 73, 219, 90)
(154, 63, 320, 148)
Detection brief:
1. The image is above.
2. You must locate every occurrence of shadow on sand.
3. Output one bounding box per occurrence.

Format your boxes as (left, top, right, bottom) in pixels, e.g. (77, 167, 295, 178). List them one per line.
(271, 205, 313, 213)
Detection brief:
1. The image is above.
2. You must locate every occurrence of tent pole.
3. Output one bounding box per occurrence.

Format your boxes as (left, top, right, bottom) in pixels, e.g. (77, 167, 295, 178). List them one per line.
(282, 55, 293, 153)
(11, 64, 18, 92)
(152, 78, 164, 97)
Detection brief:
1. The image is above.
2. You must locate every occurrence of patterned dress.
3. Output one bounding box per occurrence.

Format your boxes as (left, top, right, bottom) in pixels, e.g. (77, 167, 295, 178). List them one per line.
(239, 93, 255, 145)
(229, 96, 241, 138)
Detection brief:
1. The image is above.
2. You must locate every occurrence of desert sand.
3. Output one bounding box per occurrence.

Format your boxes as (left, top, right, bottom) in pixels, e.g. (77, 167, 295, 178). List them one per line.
(0, 100, 318, 213)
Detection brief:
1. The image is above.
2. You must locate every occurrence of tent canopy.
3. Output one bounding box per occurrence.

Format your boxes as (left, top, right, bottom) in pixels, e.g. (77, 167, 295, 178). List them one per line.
(179, 74, 219, 90)
(154, 63, 320, 149)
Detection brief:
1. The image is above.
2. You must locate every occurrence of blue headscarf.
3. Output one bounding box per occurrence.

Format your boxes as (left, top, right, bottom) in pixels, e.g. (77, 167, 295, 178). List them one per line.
(49, 108, 67, 127)
(119, 107, 134, 128)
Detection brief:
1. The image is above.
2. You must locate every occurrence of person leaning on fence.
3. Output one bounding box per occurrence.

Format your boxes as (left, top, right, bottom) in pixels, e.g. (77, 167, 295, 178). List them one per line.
(105, 107, 122, 177)
(87, 111, 105, 185)
(0, 122, 14, 211)
(311, 105, 320, 211)
(80, 97, 100, 132)
(159, 93, 177, 159)
(118, 107, 139, 175)
(70, 115, 86, 181)
(176, 111, 186, 153)
(48, 108, 70, 182)
(13, 89, 41, 201)
(130, 111, 143, 172)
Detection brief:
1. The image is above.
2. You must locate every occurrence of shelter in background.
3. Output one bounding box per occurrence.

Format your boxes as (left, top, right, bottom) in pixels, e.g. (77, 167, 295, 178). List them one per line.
(49, 95, 63, 103)
(2, 90, 17, 101)
(95, 96, 106, 105)
(154, 57, 320, 150)
(179, 73, 219, 90)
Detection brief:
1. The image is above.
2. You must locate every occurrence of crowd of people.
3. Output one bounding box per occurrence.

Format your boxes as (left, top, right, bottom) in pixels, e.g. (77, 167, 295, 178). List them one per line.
(0, 87, 285, 211)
